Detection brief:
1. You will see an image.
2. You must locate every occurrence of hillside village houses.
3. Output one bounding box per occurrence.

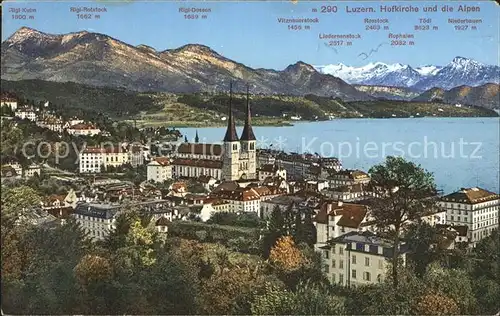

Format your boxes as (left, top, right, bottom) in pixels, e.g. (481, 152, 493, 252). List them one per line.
(1, 161, 41, 181)
(15, 106, 38, 121)
(67, 123, 101, 136)
(1, 93, 18, 111)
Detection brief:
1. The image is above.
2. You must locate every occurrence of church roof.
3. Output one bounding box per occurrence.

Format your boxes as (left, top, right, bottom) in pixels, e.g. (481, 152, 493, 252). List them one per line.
(223, 82, 239, 142)
(240, 85, 256, 141)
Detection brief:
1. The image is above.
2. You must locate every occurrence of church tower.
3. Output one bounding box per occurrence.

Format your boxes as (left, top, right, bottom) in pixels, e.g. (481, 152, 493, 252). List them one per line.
(240, 84, 257, 180)
(222, 82, 240, 181)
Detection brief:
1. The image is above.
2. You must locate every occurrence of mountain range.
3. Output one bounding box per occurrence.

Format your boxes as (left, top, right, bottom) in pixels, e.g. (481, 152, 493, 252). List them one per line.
(412, 83, 499, 109)
(1, 27, 498, 109)
(315, 57, 499, 91)
(1, 27, 371, 101)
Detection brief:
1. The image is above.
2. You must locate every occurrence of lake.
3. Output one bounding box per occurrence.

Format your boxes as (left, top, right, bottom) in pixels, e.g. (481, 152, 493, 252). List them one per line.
(179, 117, 500, 194)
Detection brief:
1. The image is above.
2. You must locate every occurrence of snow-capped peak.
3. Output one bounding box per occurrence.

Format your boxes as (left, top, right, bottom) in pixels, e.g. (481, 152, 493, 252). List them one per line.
(314, 61, 419, 87)
(315, 56, 497, 90)
(450, 56, 481, 68)
(415, 65, 442, 76)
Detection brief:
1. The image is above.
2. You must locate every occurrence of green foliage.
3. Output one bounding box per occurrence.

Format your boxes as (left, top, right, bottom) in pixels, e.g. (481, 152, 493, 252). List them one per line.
(468, 229, 500, 314)
(251, 281, 345, 315)
(1, 79, 161, 119)
(262, 204, 316, 258)
(1, 185, 41, 225)
(423, 264, 478, 314)
(207, 211, 264, 228)
(369, 156, 438, 288)
(404, 222, 446, 277)
(167, 221, 261, 254)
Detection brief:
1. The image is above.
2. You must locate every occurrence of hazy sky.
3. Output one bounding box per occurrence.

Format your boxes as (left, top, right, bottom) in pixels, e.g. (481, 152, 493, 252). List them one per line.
(2, 1, 499, 69)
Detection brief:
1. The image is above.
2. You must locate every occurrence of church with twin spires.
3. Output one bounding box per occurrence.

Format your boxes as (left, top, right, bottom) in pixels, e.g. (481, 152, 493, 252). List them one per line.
(221, 82, 257, 181)
(147, 82, 258, 182)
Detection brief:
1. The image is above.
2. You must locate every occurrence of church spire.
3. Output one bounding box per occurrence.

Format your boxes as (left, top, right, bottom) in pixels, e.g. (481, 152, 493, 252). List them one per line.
(195, 130, 199, 143)
(240, 84, 256, 141)
(223, 81, 239, 142)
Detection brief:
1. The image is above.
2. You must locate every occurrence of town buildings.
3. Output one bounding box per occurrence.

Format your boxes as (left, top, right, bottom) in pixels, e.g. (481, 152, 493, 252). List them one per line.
(67, 123, 101, 136)
(15, 107, 38, 121)
(319, 231, 408, 286)
(438, 187, 499, 246)
(147, 157, 172, 183)
(258, 163, 287, 181)
(1, 93, 18, 111)
(147, 83, 258, 182)
(78, 145, 142, 173)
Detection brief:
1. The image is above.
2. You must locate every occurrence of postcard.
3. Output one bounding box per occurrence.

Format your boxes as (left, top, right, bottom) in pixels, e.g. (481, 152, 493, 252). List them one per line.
(1, 1, 499, 315)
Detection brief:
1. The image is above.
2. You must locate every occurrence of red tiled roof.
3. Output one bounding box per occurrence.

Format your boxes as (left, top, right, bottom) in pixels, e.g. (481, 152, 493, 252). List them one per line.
(156, 216, 171, 226)
(82, 147, 105, 154)
(83, 146, 126, 154)
(171, 181, 187, 192)
(336, 204, 368, 228)
(45, 194, 67, 204)
(211, 187, 261, 201)
(154, 157, 171, 166)
(177, 143, 222, 156)
(441, 187, 499, 204)
(212, 181, 240, 193)
(314, 201, 369, 228)
(172, 158, 222, 169)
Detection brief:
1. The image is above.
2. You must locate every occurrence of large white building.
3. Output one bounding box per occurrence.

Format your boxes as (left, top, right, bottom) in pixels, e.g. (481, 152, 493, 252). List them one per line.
(15, 108, 37, 121)
(78, 145, 131, 173)
(319, 231, 408, 286)
(67, 123, 101, 136)
(73, 203, 120, 241)
(147, 157, 172, 183)
(1, 94, 18, 111)
(439, 187, 499, 246)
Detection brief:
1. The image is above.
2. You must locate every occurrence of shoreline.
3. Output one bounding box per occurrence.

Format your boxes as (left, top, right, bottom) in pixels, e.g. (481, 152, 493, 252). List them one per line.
(132, 115, 499, 128)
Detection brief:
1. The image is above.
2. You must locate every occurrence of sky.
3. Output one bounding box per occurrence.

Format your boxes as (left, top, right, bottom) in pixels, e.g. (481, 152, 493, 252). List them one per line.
(2, 1, 499, 70)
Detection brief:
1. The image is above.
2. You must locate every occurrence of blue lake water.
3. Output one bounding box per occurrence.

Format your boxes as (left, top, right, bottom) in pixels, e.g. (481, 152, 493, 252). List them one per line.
(179, 117, 500, 194)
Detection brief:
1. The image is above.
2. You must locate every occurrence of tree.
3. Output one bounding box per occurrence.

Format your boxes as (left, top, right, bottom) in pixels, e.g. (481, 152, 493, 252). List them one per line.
(293, 209, 316, 247)
(423, 264, 478, 314)
(368, 156, 438, 288)
(414, 291, 460, 315)
(269, 236, 308, 272)
(468, 229, 499, 314)
(1, 185, 41, 226)
(262, 205, 285, 258)
(405, 222, 445, 277)
(251, 281, 345, 315)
